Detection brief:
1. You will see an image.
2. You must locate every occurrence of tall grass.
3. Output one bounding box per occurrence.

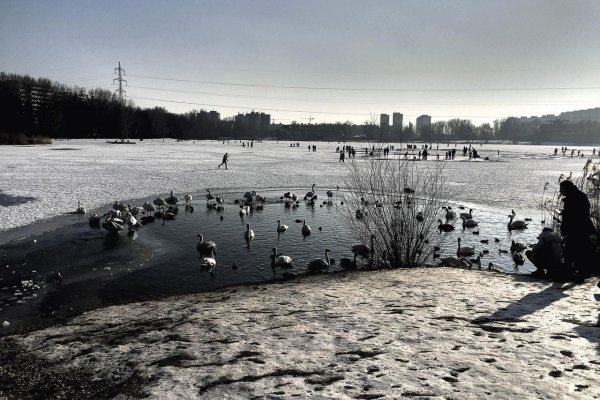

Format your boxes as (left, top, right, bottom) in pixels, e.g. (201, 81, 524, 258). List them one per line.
(0, 132, 52, 145)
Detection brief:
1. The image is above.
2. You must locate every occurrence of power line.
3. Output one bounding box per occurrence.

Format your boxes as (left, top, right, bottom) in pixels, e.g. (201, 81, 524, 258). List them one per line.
(128, 73, 600, 93)
(127, 84, 599, 106)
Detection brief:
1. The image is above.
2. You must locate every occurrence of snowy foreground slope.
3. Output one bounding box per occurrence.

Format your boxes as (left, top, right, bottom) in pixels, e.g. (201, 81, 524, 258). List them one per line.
(1, 268, 598, 399)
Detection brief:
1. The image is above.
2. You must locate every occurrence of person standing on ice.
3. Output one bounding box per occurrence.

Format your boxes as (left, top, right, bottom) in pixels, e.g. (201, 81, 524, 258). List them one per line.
(218, 152, 229, 169)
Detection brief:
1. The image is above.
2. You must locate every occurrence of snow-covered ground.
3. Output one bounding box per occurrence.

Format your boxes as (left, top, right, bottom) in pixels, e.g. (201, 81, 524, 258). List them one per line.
(2, 267, 598, 399)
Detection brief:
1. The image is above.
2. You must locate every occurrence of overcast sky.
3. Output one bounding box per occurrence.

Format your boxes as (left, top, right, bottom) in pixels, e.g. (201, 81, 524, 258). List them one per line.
(1, 0, 599, 125)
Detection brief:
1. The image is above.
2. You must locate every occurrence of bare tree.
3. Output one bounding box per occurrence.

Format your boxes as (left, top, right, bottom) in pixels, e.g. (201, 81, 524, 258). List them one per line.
(338, 157, 450, 268)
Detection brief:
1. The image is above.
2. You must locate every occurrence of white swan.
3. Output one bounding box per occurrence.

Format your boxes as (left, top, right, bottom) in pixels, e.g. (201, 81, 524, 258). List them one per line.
(308, 248, 331, 273)
(304, 183, 316, 200)
(184, 194, 193, 204)
(200, 249, 216, 270)
(459, 208, 473, 220)
(456, 238, 475, 257)
(461, 216, 478, 228)
(244, 223, 254, 240)
(166, 190, 179, 205)
(438, 219, 454, 232)
(302, 220, 311, 236)
(143, 201, 156, 213)
(196, 233, 217, 255)
(75, 201, 86, 214)
(339, 253, 358, 270)
(508, 214, 528, 230)
(439, 256, 472, 268)
(277, 219, 288, 232)
(352, 234, 375, 258)
(271, 247, 293, 268)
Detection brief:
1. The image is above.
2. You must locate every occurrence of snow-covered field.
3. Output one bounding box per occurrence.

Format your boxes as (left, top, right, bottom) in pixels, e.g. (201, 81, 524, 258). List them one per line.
(0, 139, 352, 235)
(2, 267, 599, 399)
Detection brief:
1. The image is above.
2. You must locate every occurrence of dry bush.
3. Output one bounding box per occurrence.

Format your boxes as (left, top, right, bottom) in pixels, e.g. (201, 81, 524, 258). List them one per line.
(0, 132, 52, 145)
(338, 156, 449, 268)
(541, 158, 600, 250)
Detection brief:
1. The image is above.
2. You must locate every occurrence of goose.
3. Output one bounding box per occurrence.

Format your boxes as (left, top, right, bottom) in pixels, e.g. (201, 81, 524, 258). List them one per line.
(456, 238, 475, 257)
(165, 190, 179, 205)
(510, 240, 527, 253)
(304, 184, 316, 200)
(308, 248, 331, 273)
(129, 205, 143, 216)
(215, 195, 224, 204)
(184, 194, 193, 204)
(75, 201, 86, 214)
(459, 208, 473, 220)
(243, 191, 256, 201)
(438, 220, 455, 232)
(352, 234, 375, 258)
(461, 216, 478, 228)
(439, 256, 472, 268)
(143, 201, 156, 213)
(271, 247, 293, 268)
(88, 213, 101, 228)
(301, 220, 311, 236)
(244, 223, 255, 241)
(277, 219, 288, 232)
(339, 253, 358, 270)
(153, 196, 166, 207)
(508, 214, 528, 230)
(196, 233, 217, 255)
(469, 255, 482, 269)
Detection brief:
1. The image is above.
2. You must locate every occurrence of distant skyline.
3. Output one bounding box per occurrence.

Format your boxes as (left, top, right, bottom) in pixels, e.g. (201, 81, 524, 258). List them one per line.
(1, 0, 599, 126)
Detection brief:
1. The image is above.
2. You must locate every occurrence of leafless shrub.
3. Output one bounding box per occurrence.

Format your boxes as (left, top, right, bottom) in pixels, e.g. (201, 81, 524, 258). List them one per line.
(338, 156, 449, 268)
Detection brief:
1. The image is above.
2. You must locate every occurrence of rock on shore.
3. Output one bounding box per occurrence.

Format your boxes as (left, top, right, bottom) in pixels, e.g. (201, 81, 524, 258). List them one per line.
(1, 267, 599, 399)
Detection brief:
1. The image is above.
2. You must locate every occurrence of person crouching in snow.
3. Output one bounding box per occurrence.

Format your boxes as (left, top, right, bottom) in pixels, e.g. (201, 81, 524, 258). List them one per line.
(526, 227, 563, 280)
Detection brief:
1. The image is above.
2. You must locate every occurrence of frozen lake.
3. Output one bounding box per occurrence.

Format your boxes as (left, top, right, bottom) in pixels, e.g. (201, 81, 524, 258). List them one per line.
(0, 139, 598, 333)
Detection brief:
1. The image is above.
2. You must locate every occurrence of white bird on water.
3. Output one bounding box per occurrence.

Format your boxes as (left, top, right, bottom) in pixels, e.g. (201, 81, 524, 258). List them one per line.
(277, 219, 288, 232)
(271, 247, 293, 268)
(244, 223, 255, 241)
(301, 220, 311, 236)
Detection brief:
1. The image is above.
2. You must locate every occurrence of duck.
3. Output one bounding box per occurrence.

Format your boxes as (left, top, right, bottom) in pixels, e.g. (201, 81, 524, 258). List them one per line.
(271, 247, 293, 268)
(206, 189, 215, 203)
(508, 214, 528, 230)
(456, 238, 475, 257)
(510, 240, 527, 253)
(438, 219, 455, 232)
(75, 201, 86, 214)
(302, 220, 311, 236)
(513, 252, 525, 267)
(196, 233, 217, 255)
(352, 234, 375, 258)
(308, 248, 331, 273)
(277, 219, 288, 232)
(244, 223, 255, 241)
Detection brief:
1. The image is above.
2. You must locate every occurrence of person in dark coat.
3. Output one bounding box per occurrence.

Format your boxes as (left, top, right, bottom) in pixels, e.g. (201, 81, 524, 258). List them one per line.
(559, 180, 597, 281)
(218, 152, 229, 169)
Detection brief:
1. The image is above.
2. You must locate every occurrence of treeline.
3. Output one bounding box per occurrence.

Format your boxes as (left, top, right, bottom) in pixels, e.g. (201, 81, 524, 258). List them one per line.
(1, 72, 597, 143)
(0, 72, 231, 141)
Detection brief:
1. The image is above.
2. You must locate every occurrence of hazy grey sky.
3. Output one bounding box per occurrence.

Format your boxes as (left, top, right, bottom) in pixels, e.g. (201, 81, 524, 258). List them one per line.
(1, 0, 599, 125)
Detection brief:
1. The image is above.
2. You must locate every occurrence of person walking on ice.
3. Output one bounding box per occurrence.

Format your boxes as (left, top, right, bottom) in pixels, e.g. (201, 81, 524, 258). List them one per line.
(218, 152, 229, 169)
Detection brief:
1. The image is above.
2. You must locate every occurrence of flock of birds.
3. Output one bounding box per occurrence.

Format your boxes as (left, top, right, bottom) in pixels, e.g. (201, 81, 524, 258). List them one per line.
(76, 185, 375, 276)
(76, 185, 534, 277)
(436, 206, 532, 272)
